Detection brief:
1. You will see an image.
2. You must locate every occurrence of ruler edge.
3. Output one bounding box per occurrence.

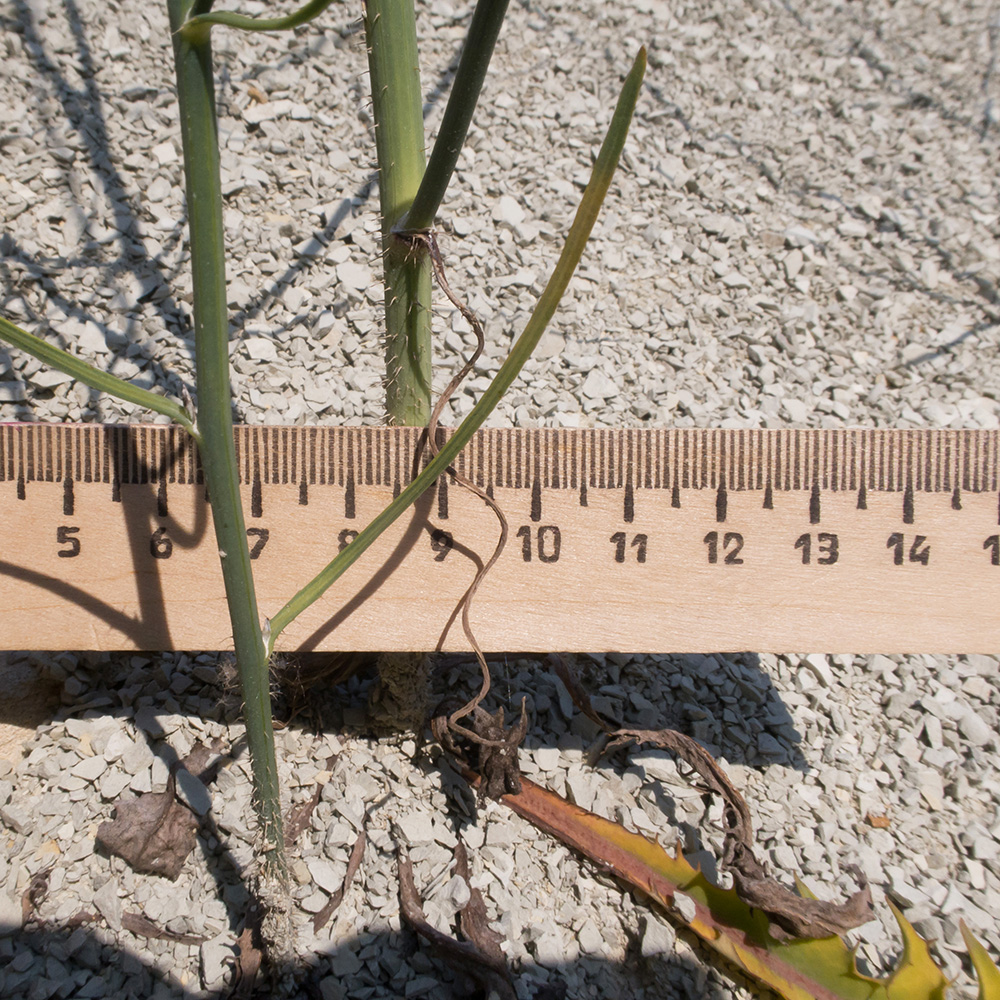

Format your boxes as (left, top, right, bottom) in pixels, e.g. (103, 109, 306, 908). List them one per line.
(1, 422, 998, 496)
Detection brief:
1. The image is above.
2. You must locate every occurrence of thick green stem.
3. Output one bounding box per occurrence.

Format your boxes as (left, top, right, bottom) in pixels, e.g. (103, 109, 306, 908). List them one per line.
(364, 0, 432, 425)
(167, 0, 285, 880)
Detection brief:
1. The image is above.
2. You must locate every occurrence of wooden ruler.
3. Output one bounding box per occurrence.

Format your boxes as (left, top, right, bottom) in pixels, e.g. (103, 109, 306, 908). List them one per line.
(1, 423, 998, 653)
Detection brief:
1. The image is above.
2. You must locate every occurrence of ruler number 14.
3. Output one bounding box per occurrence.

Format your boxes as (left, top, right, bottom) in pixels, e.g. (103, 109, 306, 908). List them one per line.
(887, 533, 929, 566)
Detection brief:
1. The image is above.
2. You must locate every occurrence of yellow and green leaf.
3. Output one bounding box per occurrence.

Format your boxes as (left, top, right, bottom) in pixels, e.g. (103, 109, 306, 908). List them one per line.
(494, 774, 994, 1000)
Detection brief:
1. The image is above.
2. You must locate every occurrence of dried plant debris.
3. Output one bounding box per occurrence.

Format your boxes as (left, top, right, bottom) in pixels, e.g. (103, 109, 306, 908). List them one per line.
(21, 866, 52, 925)
(229, 898, 265, 1000)
(452, 840, 507, 972)
(121, 911, 207, 946)
(312, 828, 366, 934)
(96, 740, 224, 880)
(433, 701, 528, 803)
(397, 840, 516, 1000)
(551, 656, 874, 937)
(285, 754, 337, 844)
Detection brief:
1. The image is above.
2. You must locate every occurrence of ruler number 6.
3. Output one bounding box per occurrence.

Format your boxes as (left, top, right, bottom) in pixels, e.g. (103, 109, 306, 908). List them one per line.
(887, 533, 929, 565)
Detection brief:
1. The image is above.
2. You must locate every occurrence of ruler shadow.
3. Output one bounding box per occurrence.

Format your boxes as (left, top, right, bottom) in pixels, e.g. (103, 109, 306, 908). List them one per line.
(297, 486, 442, 651)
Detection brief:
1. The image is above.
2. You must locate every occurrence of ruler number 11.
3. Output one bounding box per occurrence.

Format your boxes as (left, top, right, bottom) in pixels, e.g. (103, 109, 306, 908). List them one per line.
(610, 532, 647, 563)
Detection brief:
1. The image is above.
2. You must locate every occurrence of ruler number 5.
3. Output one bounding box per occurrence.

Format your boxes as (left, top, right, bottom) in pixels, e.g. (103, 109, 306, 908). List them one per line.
(887, 533, 929, 566)
(57, 526, 80, 558)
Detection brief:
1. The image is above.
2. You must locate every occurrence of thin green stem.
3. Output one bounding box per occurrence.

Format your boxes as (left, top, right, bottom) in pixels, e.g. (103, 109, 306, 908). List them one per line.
(168, 0, 285, 880)
(365, 0, 433, 425)
(267, 48, 646, 652)
(182, 0, 335, 35)
(403, 0, 510, 233)
(0, 313, 199, 439)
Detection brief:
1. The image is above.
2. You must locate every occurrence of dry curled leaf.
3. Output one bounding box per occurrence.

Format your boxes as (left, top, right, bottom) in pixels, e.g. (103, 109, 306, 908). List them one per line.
(96, 741, 223, 880)
(547, 658, 873, 938)
(609, 728, 873, 938)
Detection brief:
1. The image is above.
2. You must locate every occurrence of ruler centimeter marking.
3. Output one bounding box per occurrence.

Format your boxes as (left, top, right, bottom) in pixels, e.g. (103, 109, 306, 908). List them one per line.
(1, 423, 998, 653)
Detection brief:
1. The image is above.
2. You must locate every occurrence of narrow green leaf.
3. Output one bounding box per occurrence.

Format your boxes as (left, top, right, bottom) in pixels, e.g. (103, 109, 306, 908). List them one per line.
(182, 0, 335, 35)
(403, 0, 512, 233)
(266, 47, 646, 650)
(0, 313, 198, 439)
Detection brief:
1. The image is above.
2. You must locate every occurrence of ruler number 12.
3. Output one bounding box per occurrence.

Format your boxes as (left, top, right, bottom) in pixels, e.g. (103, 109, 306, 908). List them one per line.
(704, 531, 744, 565)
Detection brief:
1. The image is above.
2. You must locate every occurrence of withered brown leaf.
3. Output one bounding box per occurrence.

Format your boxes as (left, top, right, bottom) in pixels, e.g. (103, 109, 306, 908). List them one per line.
(96, 741, 223, 880)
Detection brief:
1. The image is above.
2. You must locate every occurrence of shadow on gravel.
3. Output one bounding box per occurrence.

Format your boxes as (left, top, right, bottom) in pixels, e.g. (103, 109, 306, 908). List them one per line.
(5, 919, 742, 1000)
(3, 648, 807, 999)
(0, 0, 476, 428)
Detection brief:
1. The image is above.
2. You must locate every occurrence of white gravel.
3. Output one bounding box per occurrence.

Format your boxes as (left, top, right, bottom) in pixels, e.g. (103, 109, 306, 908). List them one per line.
(2, 0, 1000, 998)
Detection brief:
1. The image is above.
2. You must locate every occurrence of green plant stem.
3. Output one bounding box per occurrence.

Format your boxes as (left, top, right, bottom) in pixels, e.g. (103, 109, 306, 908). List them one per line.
(365, 0, 433, 425)
(402, 0, 510, 233)
(168, 0, 285, 880)
(181, 0, 335, 35)
(267, 47, 647, 652)
(0, 314, 199, 438)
